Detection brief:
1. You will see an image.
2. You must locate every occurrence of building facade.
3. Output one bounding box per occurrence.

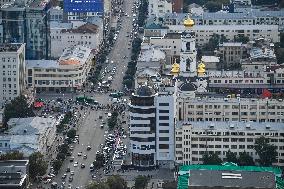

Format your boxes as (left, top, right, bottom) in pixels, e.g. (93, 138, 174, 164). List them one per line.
(175, 121, 284, 166)
(0, 43, 25, 107)
(26, 45, 93, 92)
(177, 97, 284, 123)
(148, 0, 172, 17)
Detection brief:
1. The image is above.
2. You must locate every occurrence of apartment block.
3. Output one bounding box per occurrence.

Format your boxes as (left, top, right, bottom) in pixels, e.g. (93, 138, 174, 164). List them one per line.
(175, 121, 284, 166)
(0, 44, 26, 107)
(148, 0, 172, 17)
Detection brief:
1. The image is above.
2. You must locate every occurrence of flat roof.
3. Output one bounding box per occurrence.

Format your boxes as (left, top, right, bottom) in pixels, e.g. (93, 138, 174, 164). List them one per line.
(26, 60, 59, 69)
(59, 45, 92, 66)
(0, 160, 29, 167)
(189, 170, 275, 189)
(177, 121, 284, 132)
(0, 43, 24, 53)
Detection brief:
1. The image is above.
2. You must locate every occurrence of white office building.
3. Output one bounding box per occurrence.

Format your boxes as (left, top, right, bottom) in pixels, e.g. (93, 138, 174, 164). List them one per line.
(26, 45, 93, 93)
(175, 121, 284, 166)
(0, 43, 25, 107)
(51, 22, 103, 59)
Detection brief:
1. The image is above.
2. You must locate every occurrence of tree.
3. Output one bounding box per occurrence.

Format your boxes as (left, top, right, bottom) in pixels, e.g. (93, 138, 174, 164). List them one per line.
(0, 151, 24, 160)
(234, 35, 249, 43)
(203, 34, 228, 52)
(56, 153, 66, 161)
(106, 175, 127, 189)
(203, 153, 222, 165)
(67, 129, 76, 139)
(52, 159, 63, 174)
(135, 175, 149, 189)
(87, 182, 110, 189)
(238, 151, 255, 166)
(205, 1, 222, 12)
(58, 144, 69, 154)
(3, 95, 35, 127)
(226, 150, 238, 164)
(254, 136, 277, 166)
(163, 181, 177, 189)
(29, 152, 48, 180)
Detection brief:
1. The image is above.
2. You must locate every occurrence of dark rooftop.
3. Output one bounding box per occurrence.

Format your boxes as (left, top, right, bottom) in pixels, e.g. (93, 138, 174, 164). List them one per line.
(62, 23, 99, 34)
(0, 44, 23, 52)
(179, 82, 196, 92)
(164, 33, 181, 39)
(189, 170, 275, 189)
(136, 86, 155, 96)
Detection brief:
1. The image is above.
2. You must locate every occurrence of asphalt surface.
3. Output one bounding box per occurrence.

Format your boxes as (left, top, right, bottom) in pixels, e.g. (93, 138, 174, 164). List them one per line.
(38, 0, 136, 188)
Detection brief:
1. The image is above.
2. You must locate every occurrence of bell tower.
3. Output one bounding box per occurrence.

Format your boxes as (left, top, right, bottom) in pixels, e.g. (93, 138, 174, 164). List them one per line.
(180, 32, 197, 77)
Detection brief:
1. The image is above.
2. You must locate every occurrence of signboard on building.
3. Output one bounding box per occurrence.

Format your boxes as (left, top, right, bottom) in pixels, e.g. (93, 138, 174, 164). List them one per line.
(64, 0, 104, 13)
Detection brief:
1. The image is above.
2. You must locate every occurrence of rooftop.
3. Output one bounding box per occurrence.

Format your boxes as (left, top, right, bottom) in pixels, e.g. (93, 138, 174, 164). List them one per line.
(50, 21, 72, 29)
(178, 163, 282, 189)
(177, 121, 284, 132)
(219, 42, 245, 47)
(62, 23, 99, 34)
(189, 169, 275, 189)
(59, 45, 92, 66)
(201, 56, 220, 63)
(138, 47, 165, 62)
(27, 0, 49, 9)
(0, 43, 24, 53)
(26, 60, 59, 69)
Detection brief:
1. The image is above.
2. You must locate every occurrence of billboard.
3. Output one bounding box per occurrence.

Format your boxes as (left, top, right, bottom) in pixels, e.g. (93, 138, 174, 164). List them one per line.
(64, 0, 104, 13)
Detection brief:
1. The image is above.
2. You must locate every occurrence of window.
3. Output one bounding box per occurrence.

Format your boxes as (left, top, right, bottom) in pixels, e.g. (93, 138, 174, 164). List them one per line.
(159, 116, 169, 120)
(159, 144, 169, 149)
(159, 110, 169, 113)
(159, 103, 169, 106)
(159, 137, 169, 141)
(159, 130, 169, 133)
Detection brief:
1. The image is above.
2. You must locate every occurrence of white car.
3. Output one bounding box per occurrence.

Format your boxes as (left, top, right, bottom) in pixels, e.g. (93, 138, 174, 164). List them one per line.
(77, 152, 82, 156)
(74, 162, 78, 167)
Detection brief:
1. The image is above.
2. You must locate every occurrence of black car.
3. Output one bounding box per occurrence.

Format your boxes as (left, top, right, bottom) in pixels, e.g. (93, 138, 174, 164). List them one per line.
(81, 164, 85, 168)
(66, 168, 70, 172)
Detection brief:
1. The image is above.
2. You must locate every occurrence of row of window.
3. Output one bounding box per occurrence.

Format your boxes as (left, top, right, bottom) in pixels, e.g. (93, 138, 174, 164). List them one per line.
(188, 104, 284, 110)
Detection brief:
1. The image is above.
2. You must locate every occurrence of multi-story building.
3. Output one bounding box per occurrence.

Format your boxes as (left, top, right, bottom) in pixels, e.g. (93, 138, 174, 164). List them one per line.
(177, 97, 284, 123)
(0, 0, 51, 60)
(215, 42, 247, 69)
(172, 0, 183, 13)
(168, 25, 280, 47)
(129, 85, 156, 168)
(0, 43, 25, 107)
(50, 22, 103, 58)
(26, 45, 93, 92)
(148, 0, 172, 17)
(50, 6, 64, 22)
(175, 121, 284, 166)
(207, 68, 284, 93)
(0, 160, 29, 189)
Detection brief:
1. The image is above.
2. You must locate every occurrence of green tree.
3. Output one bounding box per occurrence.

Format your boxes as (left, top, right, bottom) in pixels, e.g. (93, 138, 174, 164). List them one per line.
(87, 182, 110, 189)
(29, 152, 48, 180)
(56, 153, 66, 161)
(0, 151, 24, 160)
(203, 34, 228, 51)
(234, 35, 250, 43)
(203, 153, 222, 165)
(254, 136, 277, 166)
(52, 159, 63, 174)
(226, 150, 238, 164)
(67, 129, 76, 139)
(3, 95, 35, 127)
(135, 175, 149, 189)
(106, 175, 127, 189)
(205, 1, 222, 12)
(238, 151, 255, 166)
(58, 144, 69, 154)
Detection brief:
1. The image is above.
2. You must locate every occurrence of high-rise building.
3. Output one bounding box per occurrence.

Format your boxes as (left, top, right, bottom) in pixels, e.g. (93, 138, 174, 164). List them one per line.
(0, 0, 51, 60)
(0, 43, 26, 107)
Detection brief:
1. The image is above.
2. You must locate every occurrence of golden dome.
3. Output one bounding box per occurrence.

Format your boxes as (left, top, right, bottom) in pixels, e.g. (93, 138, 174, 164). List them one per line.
(171, 63, 180, 75)
(184, 18, 195, 27)
(197, 62, 206, 76)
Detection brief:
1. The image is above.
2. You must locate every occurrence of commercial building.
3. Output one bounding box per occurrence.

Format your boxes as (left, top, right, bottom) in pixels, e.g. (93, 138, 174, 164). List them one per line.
(168, 25, 280, 47)
(50, 22, 103, 58)
(175, 121, 284, 166)
(201, 56, 220, 70)
(0, 160, 29, 189)
(26, 45, 93, 92)
(207, 68, 284, 93)
(177, 164, 282, 189)
(178, 96, 284, 123)
(0, 43, 26, 107)
(0, 0, 51, 60)
(0, 117, 56, 157)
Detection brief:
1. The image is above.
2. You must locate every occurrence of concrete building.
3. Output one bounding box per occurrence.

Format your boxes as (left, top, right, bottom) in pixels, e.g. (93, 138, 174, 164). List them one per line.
(148, 0, 172, 17)
(172, 0, 183, 13)
(0, 117, 57, 157)
(207, 68, 284, 93)
(51, 22, 103, 58)
(0, 43, 26, 107)
(215, 42, 247, 69)
(0, 160, 29, 189)
(187, 3, 204, 16)
(201, 56, 220, 70)
(50, 6, 64, 22)
(175, 121, 284, 166)
(129, 85, 156, 168)
(26, 45, 93, 92)
(167, 25, 280, 47)
(177, 96, 284, 123)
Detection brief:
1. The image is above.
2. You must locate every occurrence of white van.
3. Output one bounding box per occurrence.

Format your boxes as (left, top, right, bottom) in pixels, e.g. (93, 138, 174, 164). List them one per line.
(107, 113, 112, 118)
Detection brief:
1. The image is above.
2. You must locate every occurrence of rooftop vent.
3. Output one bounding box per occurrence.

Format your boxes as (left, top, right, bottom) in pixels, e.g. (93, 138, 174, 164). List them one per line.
(222, 173, 242, 179)
(209, 123, 215, 128)
(246, 123, 251, 129)
(230, 124, 235, 128)
(266, 124, 271, 130)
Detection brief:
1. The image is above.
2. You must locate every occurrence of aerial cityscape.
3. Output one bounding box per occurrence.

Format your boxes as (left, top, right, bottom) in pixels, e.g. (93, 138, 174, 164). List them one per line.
(0, 0, 284, 188)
